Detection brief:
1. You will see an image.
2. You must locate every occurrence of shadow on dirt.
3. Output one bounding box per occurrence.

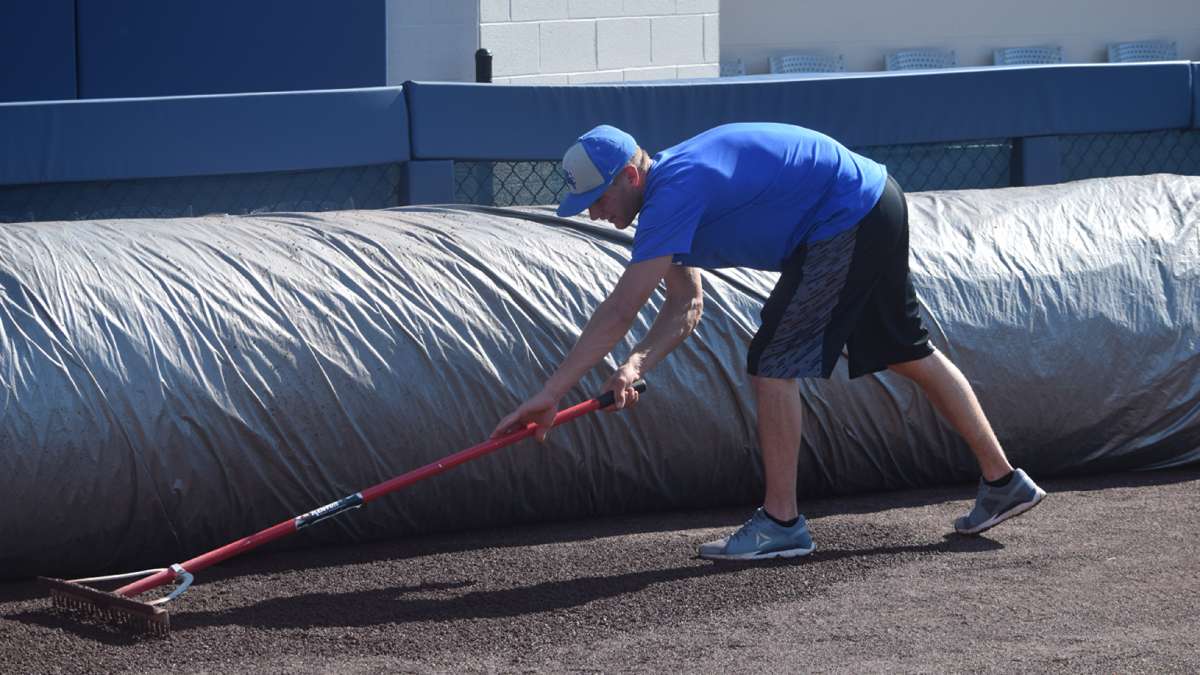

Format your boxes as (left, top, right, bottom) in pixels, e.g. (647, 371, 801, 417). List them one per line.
(172, 564, 803, 630)
(3, 608, 160, 646)
(809, 532, 1002, 561)
(6, 468, 1193, 594)
(163, 533, 1001, 633)
(3, 467, 1191, 643)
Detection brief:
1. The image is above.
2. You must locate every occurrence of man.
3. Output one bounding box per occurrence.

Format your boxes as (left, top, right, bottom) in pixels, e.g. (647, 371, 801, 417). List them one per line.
(492, 122, 1046, 560)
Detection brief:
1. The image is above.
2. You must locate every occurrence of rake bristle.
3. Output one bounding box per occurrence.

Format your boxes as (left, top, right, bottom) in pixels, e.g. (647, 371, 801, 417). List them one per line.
(40, 577, 171, 637)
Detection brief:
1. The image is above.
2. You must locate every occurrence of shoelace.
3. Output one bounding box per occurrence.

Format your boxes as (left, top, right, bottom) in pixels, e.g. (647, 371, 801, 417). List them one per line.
(970, 481, 1008, 519)
(727, 513, 764, 546)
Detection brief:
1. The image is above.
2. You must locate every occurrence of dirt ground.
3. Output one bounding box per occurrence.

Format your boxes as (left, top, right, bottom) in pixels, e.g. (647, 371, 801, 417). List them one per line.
(3, 466, 1198, 674)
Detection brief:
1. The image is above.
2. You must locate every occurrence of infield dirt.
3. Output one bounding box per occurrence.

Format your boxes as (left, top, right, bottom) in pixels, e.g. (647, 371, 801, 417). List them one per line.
(3, 467, 1197, 673)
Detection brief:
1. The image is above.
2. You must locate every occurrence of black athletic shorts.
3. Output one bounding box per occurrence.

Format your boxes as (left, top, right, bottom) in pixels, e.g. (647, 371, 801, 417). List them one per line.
(746, 175, 933, 379)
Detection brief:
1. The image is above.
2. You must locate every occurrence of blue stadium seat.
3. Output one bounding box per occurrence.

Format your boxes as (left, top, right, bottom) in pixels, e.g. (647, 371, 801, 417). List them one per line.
(993, 45, 1063, 65)
(1107, 40, 1178, 62)
(886, 47, 957, 71)
(720, 59, 747, 77)
(769, 52, 846, 74)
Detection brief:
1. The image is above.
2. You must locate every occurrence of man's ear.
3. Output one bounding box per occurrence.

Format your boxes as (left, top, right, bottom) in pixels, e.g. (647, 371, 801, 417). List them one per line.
(622, 163, 642, 187)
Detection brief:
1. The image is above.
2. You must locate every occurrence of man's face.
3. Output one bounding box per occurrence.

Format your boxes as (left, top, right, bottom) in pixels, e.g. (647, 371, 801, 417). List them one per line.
(587, 169, 635, 230)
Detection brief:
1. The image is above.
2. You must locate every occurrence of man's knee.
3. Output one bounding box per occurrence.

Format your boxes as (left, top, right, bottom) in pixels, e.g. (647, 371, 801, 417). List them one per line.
(885, 349, 939, 381)
(751, 373, 796, 386)
(751, 374, 798, 396)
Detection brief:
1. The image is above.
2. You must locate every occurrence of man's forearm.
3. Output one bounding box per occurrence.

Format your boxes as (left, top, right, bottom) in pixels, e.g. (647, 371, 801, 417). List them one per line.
(543, 297, 637, 399)
(623, 293, 702, 375)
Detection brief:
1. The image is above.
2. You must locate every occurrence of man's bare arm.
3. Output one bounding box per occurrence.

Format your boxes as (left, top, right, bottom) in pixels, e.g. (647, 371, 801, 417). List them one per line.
(540, 254, 675, 400)
(618, 264, 703, 379)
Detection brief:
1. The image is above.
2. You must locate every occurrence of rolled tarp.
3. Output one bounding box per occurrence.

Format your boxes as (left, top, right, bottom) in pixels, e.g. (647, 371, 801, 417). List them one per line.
(1, 173, 1196, 579)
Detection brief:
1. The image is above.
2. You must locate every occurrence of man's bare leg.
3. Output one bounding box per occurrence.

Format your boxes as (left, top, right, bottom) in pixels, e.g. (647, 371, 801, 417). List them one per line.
(886, 348, 1013, 481)
(752, 374, 804, 520)
(697, 372, 815, 559)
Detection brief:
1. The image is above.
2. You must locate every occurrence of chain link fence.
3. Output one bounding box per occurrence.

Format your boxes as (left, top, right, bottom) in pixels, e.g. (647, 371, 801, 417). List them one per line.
(853, 140, 1012, 191)
(3, 132, 1198, 223)
(1061, 129, 1200, 181)
(454, 161, 566, 207)
(0, 163, 403, 224)
(453, 139, 1015, 206)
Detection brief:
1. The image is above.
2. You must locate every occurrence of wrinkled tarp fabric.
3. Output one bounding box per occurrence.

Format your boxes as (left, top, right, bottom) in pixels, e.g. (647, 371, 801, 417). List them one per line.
(1, 174, 1197, 579)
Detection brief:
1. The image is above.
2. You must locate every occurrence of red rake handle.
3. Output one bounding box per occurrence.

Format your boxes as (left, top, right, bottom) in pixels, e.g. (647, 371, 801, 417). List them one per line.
(116, 380, 646, 598)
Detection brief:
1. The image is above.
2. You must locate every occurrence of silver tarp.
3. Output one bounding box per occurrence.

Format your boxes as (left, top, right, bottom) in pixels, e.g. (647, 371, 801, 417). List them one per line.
(1, 174, 1197, 578)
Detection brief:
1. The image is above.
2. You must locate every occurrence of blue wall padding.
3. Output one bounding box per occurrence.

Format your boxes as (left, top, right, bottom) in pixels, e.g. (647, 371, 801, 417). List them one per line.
(1014, 136, 1062, 187)
(0, 88, 409, 186)
(76, 0, 385, 99)
(0, 1, 77, 102)
(1193, 63, 1200, 128)
(405, 64, 1193, 160)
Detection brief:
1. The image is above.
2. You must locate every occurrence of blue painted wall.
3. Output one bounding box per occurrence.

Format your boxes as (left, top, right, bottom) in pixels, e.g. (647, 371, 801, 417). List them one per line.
(0, 1, 77, 102)
(76, 0, 386, 98)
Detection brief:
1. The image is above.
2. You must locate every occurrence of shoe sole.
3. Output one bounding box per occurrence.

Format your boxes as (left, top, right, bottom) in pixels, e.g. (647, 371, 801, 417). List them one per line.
(699, 543, 816, 561)
(955, 488, 1047, 535)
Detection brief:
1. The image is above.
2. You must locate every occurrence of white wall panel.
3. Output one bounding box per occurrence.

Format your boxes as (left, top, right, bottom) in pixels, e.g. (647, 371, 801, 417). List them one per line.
(386, 0, 477, 84)
(511, 0, 569, 21)
(482, 0, 717, 81)
(721, 0, 1199, 73)
(480, 22, 540, 76)
(651, 15, 705, 65)
(568, 0, 624, 19)
(540, 20, 598, 72)
(598, 18, 652, 69)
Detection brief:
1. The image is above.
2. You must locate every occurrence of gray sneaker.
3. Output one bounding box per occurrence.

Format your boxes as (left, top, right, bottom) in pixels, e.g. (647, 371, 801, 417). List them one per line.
(698, 508, 815, 560)
(955, 468, 1047, 535)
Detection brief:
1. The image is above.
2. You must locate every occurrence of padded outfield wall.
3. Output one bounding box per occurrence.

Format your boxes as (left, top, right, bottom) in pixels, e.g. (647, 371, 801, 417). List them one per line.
(401, 63, 1200, 204)
(1, 63, 1199, 223)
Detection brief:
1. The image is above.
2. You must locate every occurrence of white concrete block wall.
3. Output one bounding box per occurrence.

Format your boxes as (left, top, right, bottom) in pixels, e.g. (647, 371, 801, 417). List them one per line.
(598, 18, 651, 69)
(721, 0, 1200, 74)
(386, 0, 478, 84)
(652, 15, 704, 65)
(512, 0, 568, 21)
(569, 1, 624, 19)
(385, 0, 1192, 84)
(541, 20, 598, 72)
(482, 0, 718, 84)
(482, 22, 541, 76)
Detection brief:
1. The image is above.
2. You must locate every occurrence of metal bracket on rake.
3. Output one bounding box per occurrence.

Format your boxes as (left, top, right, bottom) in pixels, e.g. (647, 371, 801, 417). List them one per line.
(40, 564, 194, 637)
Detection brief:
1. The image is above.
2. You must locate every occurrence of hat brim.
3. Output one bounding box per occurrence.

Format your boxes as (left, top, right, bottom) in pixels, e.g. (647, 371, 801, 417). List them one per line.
(556, 182, 609, 217)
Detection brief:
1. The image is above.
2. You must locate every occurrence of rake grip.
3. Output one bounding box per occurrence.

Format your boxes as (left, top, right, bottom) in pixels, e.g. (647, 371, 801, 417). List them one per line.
(594, 379, 648, 409)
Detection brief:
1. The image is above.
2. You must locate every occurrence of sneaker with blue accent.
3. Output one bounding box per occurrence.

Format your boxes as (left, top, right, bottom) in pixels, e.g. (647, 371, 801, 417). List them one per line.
(698, 508, 815, 560)
(954, 468, 1047, 535)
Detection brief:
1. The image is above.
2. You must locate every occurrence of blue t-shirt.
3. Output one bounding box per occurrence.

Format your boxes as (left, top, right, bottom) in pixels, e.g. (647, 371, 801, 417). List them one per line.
(630, 123, 887, 271)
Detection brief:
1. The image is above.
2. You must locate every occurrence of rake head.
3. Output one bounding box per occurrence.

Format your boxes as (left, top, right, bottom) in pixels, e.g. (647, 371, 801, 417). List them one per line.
(40, 576, 171, 637)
